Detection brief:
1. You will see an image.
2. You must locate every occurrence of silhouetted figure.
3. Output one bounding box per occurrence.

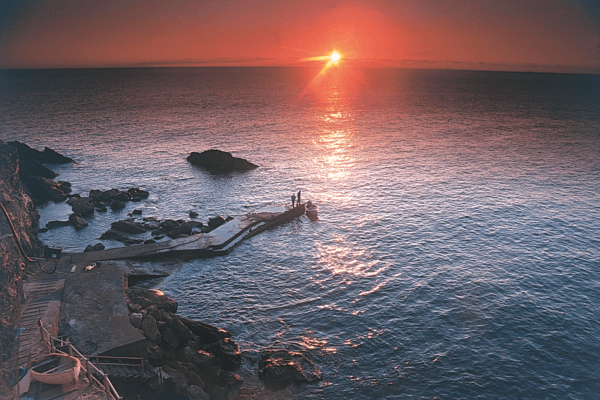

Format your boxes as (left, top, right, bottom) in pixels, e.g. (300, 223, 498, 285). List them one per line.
(291, 194, 296, 208)
(297, 190, 301, 206)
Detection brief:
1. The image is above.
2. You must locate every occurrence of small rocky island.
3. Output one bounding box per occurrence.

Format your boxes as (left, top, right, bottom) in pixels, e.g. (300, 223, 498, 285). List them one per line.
(187, 149, 258, 172)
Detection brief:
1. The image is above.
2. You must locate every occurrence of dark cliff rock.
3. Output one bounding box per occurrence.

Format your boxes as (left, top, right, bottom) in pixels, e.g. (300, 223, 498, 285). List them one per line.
(258, 349, 323, 388)
(6, 142, 74, 205)
(187, 149, 258, 172)
(0, 141, 43, 385)
(7, 141, 75, 164)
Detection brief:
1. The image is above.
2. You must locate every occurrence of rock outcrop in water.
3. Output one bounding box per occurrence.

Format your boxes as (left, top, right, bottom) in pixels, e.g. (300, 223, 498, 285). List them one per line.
(125, 288, 243, 399)
(187, 149, 258, 172)
(6, 141, 74, 205)
(258, 349, 323, 388)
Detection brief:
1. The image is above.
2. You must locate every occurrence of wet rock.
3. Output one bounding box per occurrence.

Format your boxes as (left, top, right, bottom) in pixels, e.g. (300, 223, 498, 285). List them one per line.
(161, 326, 180, 349)
(48, 187, 68, 202)
(126, 288, 179, 313)
(38, 227, 49, 233)
(71, 197, 95, 215)
(100, 229, 143, 245)
(140, 315, 161, 343)
(70, 214, 88, 230)
(112, 191, 131, 202)
(128, 302, 142, 313)
(258, 349, 323, 388)
(132, 209, 142, 215)
(46, 220, 71, 229)
(144, 239, 156, 244)
(187, 149, 258, 172)
(189, 211, 199, 218)
(110, 199, 126, 210)
(111, 220, 147, 233)
(84, 243, 104, 252)
(7, 142, 74, 164)
(211, 338, 241, 371)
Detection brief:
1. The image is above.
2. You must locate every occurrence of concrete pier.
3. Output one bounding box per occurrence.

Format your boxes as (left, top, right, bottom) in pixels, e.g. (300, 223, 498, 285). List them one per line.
(70, 203, 305, 263)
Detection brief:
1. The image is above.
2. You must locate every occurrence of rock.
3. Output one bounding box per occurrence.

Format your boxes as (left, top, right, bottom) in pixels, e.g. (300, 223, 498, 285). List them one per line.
(187, 385, 209, 400)
(188, 372, 205, 390)
(92, 243, 105, 251)
(187, 149, 258, 172)
(171, 316, 196, 343)
(128, 188, 149, 199)
(70, 214, 88, 230)
(126, 288, 179, 313)
(140, 315, 161, 343)
(205, 383, 228, 400)
(110, 199, 126, 210)
(96, 206, 108, 212)
(130, 313, 143, 329)
(258, 349, 323, 388)
(162, 326, 180, 349)
(84, 245, 94, 252)
(102, 189, 120, 200)
(48, 187, 68, 202)
(162, 365, 190, 392)
(99, 229, 143, 245)
(189, 211, 199, 218)
(144, 239, 156, 244)
(46, 220, 71, 229)
(192, 350, 215, 370)
(180, 317, 231, 345)
(38, 227, 49, 233)
(148, 345, 163, 366)
(211, 338, 241, 371)
(132, 209, 142, 215)
(128, 302, 142, 313)
(112, 191, 131, 202)
(219, 371, 243, 390)
(208, 216, 226, 229)
(71, 198, 95, 215)
(111, 220, 147, 233)
(8, 141, 73, 164)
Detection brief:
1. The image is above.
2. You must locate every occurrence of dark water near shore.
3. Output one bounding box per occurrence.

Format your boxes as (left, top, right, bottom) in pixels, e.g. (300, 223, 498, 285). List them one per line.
(1, 67, 600, 399)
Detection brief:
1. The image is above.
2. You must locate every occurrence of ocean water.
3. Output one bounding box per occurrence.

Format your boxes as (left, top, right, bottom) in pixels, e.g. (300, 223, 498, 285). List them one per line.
(1, 67, 599, 399)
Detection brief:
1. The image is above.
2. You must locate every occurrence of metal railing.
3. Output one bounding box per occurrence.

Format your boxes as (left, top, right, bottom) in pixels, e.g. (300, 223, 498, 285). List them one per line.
(38, 319, 122, 400)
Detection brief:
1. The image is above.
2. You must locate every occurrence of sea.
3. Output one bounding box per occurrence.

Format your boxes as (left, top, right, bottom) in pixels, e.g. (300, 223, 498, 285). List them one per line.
(1, 67, 599, 399)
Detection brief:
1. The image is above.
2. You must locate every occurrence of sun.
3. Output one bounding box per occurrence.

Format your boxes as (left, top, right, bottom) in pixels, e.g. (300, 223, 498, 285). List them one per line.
(330, 51, 341, 63)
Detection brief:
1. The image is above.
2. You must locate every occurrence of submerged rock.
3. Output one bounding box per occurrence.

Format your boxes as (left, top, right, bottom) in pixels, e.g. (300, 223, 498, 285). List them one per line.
(187, 149, 258, 172)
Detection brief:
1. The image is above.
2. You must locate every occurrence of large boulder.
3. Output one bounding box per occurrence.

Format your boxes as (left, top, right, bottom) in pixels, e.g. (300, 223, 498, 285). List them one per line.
(258, 349, 323, 388)
(187, 149, 258, 172)
(140, 315, 161, 343)
(70, 197, 95, 216)
(179, 317, 231, 345)
(126, 288, 179, 313)
(111, 220, 147, 233)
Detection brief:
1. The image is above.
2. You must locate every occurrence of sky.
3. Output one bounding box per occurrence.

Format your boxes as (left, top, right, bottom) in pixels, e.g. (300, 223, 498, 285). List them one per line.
(1, 0, 599, 73)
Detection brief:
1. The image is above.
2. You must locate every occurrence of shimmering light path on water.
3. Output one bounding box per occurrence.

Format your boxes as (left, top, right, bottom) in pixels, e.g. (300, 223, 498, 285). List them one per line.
(1, 68, 599, 399)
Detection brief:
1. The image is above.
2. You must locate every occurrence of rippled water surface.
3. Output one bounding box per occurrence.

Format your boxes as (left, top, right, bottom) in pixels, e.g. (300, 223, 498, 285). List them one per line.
(1, 67, 600, 399)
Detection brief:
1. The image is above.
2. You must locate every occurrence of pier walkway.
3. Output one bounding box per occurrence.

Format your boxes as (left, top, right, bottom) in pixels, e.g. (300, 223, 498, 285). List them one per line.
(70, 203, 305, 263)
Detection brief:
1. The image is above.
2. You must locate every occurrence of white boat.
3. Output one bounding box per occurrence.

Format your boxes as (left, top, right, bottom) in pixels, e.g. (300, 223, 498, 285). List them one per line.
(305, 201, 318, 221)
(31, 353, 81, 385)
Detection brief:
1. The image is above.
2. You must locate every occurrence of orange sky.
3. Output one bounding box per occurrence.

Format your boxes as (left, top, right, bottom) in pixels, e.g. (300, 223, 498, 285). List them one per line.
(1, 0, 599, 72)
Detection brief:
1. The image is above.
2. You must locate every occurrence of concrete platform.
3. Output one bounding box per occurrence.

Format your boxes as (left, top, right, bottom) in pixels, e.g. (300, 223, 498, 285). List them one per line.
(70, 203, 305, 263)
(58, 261, 147, 357)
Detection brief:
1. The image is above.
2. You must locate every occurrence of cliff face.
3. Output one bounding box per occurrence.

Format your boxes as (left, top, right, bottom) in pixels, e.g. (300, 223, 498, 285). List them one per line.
(0, 140, 42, 369)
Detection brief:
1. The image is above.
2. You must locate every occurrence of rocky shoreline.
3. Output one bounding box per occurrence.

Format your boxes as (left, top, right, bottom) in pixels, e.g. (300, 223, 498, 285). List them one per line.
(1, 141, 322, 399)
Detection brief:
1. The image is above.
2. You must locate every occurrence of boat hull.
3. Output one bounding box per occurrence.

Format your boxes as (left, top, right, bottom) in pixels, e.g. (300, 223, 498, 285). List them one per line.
(31, 353, 81, 385)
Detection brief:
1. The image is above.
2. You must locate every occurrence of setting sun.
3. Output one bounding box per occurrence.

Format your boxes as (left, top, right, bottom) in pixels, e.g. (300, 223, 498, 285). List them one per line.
(331, 51, 341, 63)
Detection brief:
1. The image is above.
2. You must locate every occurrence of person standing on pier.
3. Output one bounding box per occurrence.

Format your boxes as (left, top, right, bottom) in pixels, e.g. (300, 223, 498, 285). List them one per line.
(297, 190, 301, 206)
(291, 193, 296, 208)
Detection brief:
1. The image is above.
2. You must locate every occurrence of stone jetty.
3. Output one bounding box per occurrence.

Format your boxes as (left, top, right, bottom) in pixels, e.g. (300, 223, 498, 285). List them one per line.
(70, 203, 306, 264)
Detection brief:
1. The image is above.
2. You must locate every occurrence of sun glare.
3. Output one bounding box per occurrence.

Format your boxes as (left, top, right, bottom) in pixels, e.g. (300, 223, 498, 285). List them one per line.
(331, 51, 341, 63)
